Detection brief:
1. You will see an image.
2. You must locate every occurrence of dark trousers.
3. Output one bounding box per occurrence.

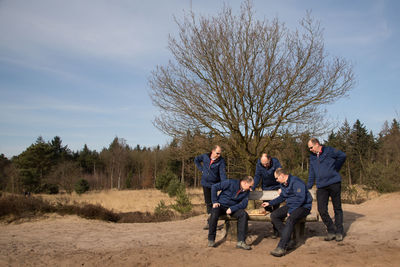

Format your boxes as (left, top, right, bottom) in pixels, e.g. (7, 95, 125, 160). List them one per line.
(208, 206, 249, 242)
(317, 182, 343, 235)
(202, 186, 212, 214)
(263, 201, 280, 234)
(270, 205, 310, 249)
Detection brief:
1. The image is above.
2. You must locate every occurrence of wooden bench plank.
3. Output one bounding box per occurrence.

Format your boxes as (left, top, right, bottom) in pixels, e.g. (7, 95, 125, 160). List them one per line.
(248, 188, 317, 200)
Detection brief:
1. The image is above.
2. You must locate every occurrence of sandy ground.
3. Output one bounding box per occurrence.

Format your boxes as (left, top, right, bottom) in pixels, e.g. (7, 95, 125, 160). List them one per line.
(1, 192, 400, 267)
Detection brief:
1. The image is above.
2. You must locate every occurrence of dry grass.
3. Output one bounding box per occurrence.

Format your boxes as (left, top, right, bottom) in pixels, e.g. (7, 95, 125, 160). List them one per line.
(39, 188, 205, 213)
(1, 188, 206, 224)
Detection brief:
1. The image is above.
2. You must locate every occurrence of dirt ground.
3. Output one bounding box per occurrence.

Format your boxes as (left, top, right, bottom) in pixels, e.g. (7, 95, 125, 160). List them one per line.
(1, 192, 400, 267)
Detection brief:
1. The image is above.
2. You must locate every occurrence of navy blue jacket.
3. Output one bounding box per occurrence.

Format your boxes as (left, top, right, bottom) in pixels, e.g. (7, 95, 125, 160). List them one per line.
(211, 179, 249, 213)
(307, 146, 346, 189)
(252, 157, 282, 191)
(195, 153, 227, 188)
(269, 175, 313, 214)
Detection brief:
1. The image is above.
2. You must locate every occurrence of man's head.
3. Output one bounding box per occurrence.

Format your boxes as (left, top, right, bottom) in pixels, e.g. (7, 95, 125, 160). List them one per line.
(308, 138, 322, 154)
(211, 145, 222, 160)
(274, 168, 289, 184)
(260, 153, 272, 168)
(240, 176, 254, 191)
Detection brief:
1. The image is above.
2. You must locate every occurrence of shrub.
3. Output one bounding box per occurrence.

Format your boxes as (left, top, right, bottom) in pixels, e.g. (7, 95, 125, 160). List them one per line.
(167, 178, 185, 197)
(41, 183, 59, 194)
(0, 194, 55, 219)
(75, 179, 89, 195)
(154, 200, 171, 216)
(76, 203, 120, 222)
(291, 166, 309, 183)
(364, 162, 400, 193)
(155, 170, 177, 192)
(172, 187, 192, 214)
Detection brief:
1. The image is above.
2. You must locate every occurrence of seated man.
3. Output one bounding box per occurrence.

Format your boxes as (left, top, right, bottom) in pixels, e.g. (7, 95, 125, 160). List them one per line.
(208, 176, 254, 250)
(262, 168, 312, 257)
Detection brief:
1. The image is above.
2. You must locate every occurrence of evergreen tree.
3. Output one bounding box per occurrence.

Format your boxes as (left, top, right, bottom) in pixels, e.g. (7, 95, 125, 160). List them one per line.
(14, 137, 54, 192)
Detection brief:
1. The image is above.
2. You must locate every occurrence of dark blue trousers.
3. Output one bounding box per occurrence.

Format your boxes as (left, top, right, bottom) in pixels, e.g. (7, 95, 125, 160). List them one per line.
(208, 206, 249, 242)
(202, 186, 212, 214)
(270, 205, 310, 249)
(317, 182, 343, 235)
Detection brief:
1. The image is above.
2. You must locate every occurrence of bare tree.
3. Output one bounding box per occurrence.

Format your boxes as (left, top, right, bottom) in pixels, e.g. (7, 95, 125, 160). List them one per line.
(149, 1, 355, 173)
(101, 137, 129, 190)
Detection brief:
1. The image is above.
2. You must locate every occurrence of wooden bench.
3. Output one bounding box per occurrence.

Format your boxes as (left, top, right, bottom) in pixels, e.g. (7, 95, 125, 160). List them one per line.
(219, 190, 319, 242)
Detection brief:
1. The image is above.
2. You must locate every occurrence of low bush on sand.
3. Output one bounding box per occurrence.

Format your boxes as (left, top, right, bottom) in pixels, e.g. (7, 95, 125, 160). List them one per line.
(0, 193, 201, 223)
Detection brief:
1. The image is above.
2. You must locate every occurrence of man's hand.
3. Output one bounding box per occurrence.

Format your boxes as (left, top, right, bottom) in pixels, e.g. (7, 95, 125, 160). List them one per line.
(213, 203, 220, 208)
(226, 208, 232, 214)
(261, 202, 270, 208)
(277, 189, 282, 195)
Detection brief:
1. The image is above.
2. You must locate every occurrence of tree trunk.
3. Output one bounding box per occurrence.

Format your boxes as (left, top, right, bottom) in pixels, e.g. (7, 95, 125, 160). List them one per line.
(347, 160, 352, 186)
(181, 157, 185, 184)
(194, 161, 197, 187)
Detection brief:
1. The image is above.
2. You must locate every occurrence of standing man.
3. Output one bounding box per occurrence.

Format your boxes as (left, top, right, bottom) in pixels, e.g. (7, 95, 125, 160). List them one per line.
(195, 145, 227, 229)
(262, 168, 312, 257)
(307, 137, 346, 242)
(252, 153, 282, 237)
(208, 176, 254, 250)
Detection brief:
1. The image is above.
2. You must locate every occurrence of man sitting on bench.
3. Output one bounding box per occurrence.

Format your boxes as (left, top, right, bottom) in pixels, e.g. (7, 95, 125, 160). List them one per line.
(208, 176, 254, 250)
(262, 168, 312, 257)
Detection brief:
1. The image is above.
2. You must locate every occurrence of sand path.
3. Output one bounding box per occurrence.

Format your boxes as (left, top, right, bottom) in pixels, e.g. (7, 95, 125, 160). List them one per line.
(1, 192, 400, 266)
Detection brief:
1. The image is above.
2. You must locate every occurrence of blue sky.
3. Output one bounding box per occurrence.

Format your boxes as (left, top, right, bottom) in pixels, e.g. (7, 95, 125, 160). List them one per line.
(0, 0, 399, 158)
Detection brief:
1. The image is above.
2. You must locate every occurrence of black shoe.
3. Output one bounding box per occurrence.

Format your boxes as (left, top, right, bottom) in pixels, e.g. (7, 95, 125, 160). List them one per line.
(287, 240, 297, 250)
(271, 230, 279, 239)
(207, 240, 215, 247)
(335, 233, 343, 242)
(270, 247, 286, 257)
(324, 233, 336, 241)
(236, 241, 252, 250)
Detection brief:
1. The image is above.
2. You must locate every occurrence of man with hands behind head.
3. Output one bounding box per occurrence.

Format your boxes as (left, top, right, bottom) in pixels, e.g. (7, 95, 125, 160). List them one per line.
(195, 145, 227, 230)
(307, 137, 346, 242)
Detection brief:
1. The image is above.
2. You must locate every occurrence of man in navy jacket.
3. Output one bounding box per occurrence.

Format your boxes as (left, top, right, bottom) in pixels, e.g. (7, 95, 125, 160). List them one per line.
(252, 153, 282, 237)
(208, 176, 254, 250)
(307, 138, 346, 242)
(252, 153, 282, 191)
(262, 168, 312, 257)
(195, 145, 227, 229)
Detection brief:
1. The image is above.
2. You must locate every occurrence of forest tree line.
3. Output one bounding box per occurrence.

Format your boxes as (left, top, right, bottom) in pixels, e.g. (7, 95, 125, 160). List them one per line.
(0, 118, 399, 195)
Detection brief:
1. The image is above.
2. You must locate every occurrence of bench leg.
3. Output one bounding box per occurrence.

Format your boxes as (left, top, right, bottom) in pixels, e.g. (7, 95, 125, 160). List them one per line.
(292, 221, 305, 243)
(224, 220, 238, 242)
(247, 200, 255, 210)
